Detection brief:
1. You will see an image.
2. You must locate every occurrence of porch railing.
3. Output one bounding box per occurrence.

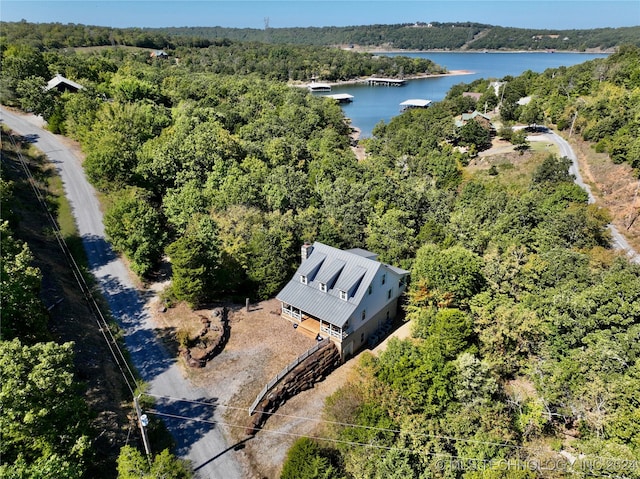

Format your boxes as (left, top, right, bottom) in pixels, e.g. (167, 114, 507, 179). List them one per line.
(320, 324, 348, 340)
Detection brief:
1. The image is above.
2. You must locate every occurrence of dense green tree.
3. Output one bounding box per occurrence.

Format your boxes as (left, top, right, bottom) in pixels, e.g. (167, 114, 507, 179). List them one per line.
(280, 438, 343, 479)
(459, 118, 492, 151)
(531, 154, 573, 184)
(0, 222, 49, 342)
(245, 211, 298, 299)
(136, 106, 245, 195)
(103, 188, 167, 276)
(0, 43, 48, 104)
(116, 446, 191, 479)
(0, 339, 91, 477)
(411, 244, 485, 307)
(365, 206, 416, 266)
(15, 75, 57, 120)
(520, 98, 545, 128)
(166, 215, 224, 306)
(84, 101, 170, 190)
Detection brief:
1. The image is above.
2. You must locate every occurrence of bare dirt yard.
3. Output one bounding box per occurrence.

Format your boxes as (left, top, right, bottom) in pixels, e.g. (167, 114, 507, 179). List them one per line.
(149, 296, 363, 479)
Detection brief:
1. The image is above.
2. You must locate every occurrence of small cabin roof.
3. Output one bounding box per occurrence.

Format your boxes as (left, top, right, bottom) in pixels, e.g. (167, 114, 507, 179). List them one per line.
(45, 74, 84, 92)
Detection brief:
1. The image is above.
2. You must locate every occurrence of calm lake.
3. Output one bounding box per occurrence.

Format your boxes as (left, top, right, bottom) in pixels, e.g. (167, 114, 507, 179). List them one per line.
(323, 52, 608, 137)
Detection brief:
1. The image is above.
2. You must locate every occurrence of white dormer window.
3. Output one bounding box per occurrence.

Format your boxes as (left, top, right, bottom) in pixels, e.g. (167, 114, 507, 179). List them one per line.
(339, 290, 347, 301)
(319, 282, 327, 292)
(300, 275, 307, 284)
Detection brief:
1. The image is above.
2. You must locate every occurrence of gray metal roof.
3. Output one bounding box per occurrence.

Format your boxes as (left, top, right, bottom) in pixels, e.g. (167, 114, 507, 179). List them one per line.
(277, 242, 383, 328)
(45, 74, 84, 92)
(298, 253, 326, 279)
(386, 264, 410, 276)
(345, 248, 378, 260)
(400, 98, 432, 108)
(334, 265, 366, 295)
(315, 259, 345, 286)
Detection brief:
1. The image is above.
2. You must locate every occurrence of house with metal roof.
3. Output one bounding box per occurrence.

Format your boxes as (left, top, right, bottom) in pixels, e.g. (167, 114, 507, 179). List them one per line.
(455, 110, 496, 131)
(150, 50, 169, 59)
(45, 74, 84, 93)
(276, 242, 409, 359)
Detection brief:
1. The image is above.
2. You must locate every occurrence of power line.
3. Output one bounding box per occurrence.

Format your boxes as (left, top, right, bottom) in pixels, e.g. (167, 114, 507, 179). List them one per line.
(145, 409, 622, 478)
(142, 393, 640, 470)
(142, 393, 521, 450)
(5, 130, 139, 396)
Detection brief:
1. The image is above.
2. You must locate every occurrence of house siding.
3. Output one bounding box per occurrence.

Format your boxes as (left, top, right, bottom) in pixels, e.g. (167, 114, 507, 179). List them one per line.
(276, 242, 408, 360)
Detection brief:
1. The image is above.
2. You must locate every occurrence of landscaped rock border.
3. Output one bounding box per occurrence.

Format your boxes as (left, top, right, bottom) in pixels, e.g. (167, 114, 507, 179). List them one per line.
(181, 306, 229, 368)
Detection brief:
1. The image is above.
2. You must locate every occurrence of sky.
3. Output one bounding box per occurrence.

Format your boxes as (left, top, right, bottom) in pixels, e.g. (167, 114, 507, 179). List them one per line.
(1, 0, 639, 30)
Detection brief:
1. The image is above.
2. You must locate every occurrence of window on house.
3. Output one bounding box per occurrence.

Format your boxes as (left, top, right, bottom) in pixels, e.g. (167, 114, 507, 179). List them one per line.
(300, 275, 307, 284)
(382, 274, 386, 285)
(387, 289, 392, 299)
(368, 284, 372, 295)
(361, 310, 366, 321)
(319, 282, 327, 292)
(339, 290, 347, 301)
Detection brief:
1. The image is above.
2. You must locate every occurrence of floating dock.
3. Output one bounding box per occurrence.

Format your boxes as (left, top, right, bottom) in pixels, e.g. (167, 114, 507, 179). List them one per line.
(400, 99, 432, 111)
(324, 93, 354, 103)
(367, 77, 406, 86)
(308, 82, 332, 92)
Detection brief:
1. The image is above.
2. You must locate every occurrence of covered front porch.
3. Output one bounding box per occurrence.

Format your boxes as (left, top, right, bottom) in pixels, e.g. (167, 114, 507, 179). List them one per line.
(281, 303, 348, 342)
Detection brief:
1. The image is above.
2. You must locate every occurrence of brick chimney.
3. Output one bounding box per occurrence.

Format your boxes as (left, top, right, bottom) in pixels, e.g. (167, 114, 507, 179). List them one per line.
(301, 242, 314, 262)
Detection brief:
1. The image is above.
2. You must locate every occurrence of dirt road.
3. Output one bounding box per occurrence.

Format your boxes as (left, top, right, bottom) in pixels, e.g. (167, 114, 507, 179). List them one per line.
(531, 131, 640, 264)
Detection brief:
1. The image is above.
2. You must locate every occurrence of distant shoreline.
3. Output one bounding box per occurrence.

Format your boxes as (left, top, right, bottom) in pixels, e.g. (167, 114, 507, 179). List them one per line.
(356, 46, 614, 55)
(314, 69, 474, 88)
(290, 70, 474, 89)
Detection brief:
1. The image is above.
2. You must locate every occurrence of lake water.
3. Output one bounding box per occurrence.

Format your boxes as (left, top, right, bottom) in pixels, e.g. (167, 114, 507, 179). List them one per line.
(322, 52, 608, 137)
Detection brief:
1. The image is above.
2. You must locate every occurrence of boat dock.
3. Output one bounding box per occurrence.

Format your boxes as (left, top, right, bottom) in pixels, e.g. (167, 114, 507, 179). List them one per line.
(308, 82, 331, 92)
(324, 93, 354, 103)
(367, 77, 406, 86)
(400, 99, 432, 111)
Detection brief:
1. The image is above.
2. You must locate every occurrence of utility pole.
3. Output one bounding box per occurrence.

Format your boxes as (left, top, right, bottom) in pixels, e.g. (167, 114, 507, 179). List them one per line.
(264, 17, 270, 43)
(134, 395, 152, 463)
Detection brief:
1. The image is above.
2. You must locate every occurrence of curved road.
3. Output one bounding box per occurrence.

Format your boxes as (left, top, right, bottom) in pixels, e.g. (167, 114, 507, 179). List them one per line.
(531, 130, 640, 265)
(0, 107, 244, 479)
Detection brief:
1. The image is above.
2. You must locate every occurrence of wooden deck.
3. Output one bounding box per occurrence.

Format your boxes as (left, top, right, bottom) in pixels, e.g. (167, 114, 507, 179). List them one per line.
(297, 316, 322, 339)
(282, 313, 322, 340)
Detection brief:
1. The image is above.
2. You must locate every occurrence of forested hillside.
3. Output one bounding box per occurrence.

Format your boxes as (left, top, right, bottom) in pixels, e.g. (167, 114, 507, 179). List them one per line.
(1, 24, 639, 478)
(2, 20, 639, 51)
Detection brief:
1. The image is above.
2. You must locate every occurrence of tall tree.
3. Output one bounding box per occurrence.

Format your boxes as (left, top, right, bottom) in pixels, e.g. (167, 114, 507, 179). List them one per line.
(103, 188, 167, 277)
(0, 339, 91, 478)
